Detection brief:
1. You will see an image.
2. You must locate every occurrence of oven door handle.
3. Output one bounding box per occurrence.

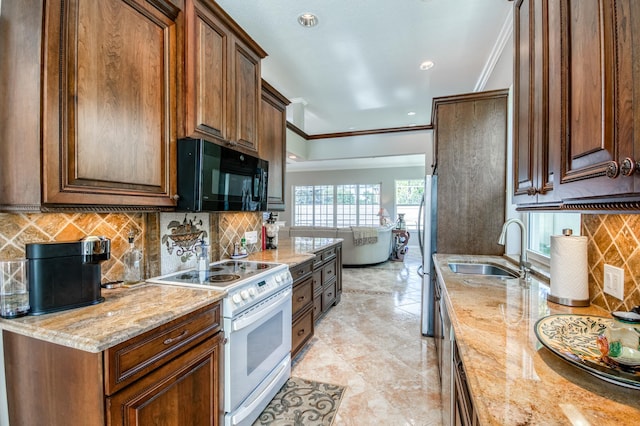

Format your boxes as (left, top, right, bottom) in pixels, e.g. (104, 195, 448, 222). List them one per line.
(232, 288, 292, 332)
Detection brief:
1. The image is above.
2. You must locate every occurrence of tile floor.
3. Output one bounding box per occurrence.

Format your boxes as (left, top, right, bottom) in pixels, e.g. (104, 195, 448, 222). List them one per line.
(291, 250, 444, 425)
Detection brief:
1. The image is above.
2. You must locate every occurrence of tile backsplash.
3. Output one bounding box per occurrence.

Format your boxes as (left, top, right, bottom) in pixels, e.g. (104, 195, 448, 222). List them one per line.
(0, 211, 264, 283)
(0, 213, 145, 283)
(583, 214, 640, 312)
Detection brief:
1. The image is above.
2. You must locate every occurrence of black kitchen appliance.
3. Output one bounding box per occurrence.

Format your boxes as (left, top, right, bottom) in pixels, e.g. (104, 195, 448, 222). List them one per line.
(26, 236, 110, 315)
(177, 138, 269, 212)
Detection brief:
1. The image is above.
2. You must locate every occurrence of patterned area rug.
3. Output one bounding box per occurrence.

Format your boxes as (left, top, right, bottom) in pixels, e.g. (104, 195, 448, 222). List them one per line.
(253, 377, 346, 426)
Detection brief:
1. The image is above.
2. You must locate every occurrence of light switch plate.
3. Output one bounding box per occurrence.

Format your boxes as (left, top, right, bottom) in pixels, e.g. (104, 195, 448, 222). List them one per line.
(245, 230, 258, 244)
(604, 264, 624, 300)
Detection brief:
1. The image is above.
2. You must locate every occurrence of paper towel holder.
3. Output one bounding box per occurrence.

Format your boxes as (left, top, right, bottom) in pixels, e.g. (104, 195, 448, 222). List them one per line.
(547, 228, 591, 307)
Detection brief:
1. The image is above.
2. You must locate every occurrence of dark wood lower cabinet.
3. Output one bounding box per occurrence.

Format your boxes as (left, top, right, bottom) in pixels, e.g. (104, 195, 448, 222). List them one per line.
(290, 259, 314, 359)
(453, 340, 479, 426)
(4, 302, 224, 425)
(290, 242, 343, 358)
(107, 335, 222, 425)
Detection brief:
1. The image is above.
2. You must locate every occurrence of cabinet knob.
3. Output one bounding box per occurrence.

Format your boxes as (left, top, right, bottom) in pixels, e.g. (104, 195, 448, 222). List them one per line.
(171, 194, 180, 201)
(606, 161, 620, 178)
(526, 186, 539, 196)
(620, 157, 639, 176)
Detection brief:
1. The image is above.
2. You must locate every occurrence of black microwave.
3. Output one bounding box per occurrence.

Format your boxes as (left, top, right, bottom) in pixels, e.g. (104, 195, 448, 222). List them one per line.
(177, 138, 268, 212)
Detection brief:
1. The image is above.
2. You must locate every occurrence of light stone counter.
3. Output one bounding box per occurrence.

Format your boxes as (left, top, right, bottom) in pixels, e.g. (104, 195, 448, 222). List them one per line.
(0, 284, 224, 353)
(245, 237, 343, 266)
(434, 254, 640, 425)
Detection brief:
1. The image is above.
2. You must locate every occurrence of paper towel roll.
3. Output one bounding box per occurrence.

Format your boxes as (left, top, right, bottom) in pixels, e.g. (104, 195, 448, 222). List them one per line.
(549, 234, 589, 306)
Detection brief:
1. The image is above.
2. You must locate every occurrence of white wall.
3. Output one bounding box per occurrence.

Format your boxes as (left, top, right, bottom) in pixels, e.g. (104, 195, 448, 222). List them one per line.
(306, 130, 430, 161)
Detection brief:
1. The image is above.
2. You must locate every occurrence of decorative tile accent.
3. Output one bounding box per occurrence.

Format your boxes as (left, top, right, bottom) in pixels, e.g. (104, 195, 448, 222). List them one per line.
(583, 214, 640, 312)
(159, 213, 210, 274)
(0, 213, 144, 283)
(218, 212, 263, 258)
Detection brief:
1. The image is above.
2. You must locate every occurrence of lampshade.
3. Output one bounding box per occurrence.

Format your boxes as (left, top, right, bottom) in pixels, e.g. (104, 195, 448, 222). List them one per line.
(377, 208, 390, 218)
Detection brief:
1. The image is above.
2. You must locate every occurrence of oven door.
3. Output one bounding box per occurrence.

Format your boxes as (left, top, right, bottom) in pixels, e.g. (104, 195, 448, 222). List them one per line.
(224, 286, 292, 412)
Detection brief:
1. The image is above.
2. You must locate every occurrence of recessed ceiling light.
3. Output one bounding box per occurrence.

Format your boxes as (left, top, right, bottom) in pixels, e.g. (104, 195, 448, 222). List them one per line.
(298, 13, 318, 28)
(420, 60, 435, 70)
(407, 112, 416, 116)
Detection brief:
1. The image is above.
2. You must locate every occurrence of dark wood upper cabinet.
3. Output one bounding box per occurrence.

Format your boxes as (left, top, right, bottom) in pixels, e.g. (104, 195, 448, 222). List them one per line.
(260, 80, 290, 211)
(0, 0, 180, 211)
(513, 0, 557, 207)
(183, 0, 266, 155)
(515, 0, 640, 210)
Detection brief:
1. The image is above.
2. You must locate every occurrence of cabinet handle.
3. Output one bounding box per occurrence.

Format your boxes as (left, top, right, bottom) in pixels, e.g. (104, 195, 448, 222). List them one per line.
(620, 157, 639, 176)
(526, 186, 538, 196)
(163, 329, 189, 345)
(297, 329, 305, 336)
(297, 296, 305, 302)
(606, 161, 620, 178)
(297, 270, 305, 276)
(171, 194, 180, 201)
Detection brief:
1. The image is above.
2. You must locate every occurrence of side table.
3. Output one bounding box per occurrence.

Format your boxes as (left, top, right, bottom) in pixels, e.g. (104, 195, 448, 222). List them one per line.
(390, 229, 410, 261)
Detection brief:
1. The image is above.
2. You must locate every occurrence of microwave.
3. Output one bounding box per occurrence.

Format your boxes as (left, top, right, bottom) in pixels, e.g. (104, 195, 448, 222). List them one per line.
(177, 138, 268, 212)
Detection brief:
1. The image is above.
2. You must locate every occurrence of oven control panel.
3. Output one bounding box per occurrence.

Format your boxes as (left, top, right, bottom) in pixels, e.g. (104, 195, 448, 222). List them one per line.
(225, 269, 292, 314)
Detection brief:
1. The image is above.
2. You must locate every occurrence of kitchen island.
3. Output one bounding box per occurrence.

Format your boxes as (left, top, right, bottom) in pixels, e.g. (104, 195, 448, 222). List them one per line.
(434, 254, 640, 425)
(245, 236, 343, 267)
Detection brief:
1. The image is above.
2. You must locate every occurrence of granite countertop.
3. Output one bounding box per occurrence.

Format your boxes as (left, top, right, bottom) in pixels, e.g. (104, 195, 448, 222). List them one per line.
(434, 254, 640, 425)
(0, 284, 225, 353)
(0, 238, 341, 354)
(245, 237, 343, 266)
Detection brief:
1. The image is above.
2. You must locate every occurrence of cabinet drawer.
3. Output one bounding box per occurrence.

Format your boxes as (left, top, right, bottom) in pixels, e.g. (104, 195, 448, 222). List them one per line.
(292, 276, 313, 317)
(322, 279, 337, 312)
(322, 259, 337, 283)
(290, 260, 313, 284)
(312, 270, 322, 295)
(291, 307, 314, 358)
(321, 246, 337, 262)
(104, 302, 222, 395)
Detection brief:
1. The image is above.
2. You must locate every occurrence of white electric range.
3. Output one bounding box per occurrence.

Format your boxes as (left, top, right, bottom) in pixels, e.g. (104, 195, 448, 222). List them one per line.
(147, 259, 293, 426)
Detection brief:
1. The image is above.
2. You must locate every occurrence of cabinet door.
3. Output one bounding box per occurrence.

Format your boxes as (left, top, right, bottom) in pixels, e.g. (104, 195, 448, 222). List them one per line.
(260, 81, 290, 211)
(107, 335, 223, 426)
(42, 0, 178, 207)
(185, 0, 229, 142)
(555, 0, 634, 199)
(513, 0, 555, 205)
(229, 38, 261, 153)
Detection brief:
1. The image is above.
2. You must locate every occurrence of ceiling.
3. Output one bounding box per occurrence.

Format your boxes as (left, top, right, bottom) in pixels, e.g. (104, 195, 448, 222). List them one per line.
(216, 0, 513, 136)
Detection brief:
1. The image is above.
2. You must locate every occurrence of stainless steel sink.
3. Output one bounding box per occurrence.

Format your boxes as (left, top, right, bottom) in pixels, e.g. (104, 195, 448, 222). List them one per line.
(448, 262, 518, 278)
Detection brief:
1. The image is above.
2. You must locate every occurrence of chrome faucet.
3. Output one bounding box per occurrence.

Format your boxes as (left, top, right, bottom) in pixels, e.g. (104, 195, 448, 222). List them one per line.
(498, 218, 530, 281)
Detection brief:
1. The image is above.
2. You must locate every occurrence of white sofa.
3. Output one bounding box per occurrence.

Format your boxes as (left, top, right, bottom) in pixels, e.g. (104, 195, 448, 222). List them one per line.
(278, 226, 393, 266)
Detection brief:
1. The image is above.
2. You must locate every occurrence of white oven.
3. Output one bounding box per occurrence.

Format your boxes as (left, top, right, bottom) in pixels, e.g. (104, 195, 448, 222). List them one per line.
(224, 286, 292, 426)
(147, 260, 293, 426)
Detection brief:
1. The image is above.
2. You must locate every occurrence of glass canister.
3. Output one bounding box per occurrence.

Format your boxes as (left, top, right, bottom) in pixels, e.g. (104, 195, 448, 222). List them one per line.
(597, 309, 640, 367)
(0, 259, 30, 318)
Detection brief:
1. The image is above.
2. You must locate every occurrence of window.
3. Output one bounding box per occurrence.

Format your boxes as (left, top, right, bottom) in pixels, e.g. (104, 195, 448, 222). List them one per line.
(293, 185, 333, 226)
(293, 184, 380, 227)
(395, 179, 425, 233)
(527, 212, 581, 258)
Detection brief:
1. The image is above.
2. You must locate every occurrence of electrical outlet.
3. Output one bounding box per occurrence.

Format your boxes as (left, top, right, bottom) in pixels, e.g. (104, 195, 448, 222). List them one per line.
(244, 230, 258, 244)
(604, 264, 625, 300)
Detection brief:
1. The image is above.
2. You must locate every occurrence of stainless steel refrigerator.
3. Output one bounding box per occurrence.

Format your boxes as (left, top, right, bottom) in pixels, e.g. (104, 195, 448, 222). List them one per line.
(418, 174, 437, 336)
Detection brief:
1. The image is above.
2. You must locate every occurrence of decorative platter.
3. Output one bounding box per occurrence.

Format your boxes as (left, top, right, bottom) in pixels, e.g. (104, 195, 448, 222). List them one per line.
(534, 314, 640, 389)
